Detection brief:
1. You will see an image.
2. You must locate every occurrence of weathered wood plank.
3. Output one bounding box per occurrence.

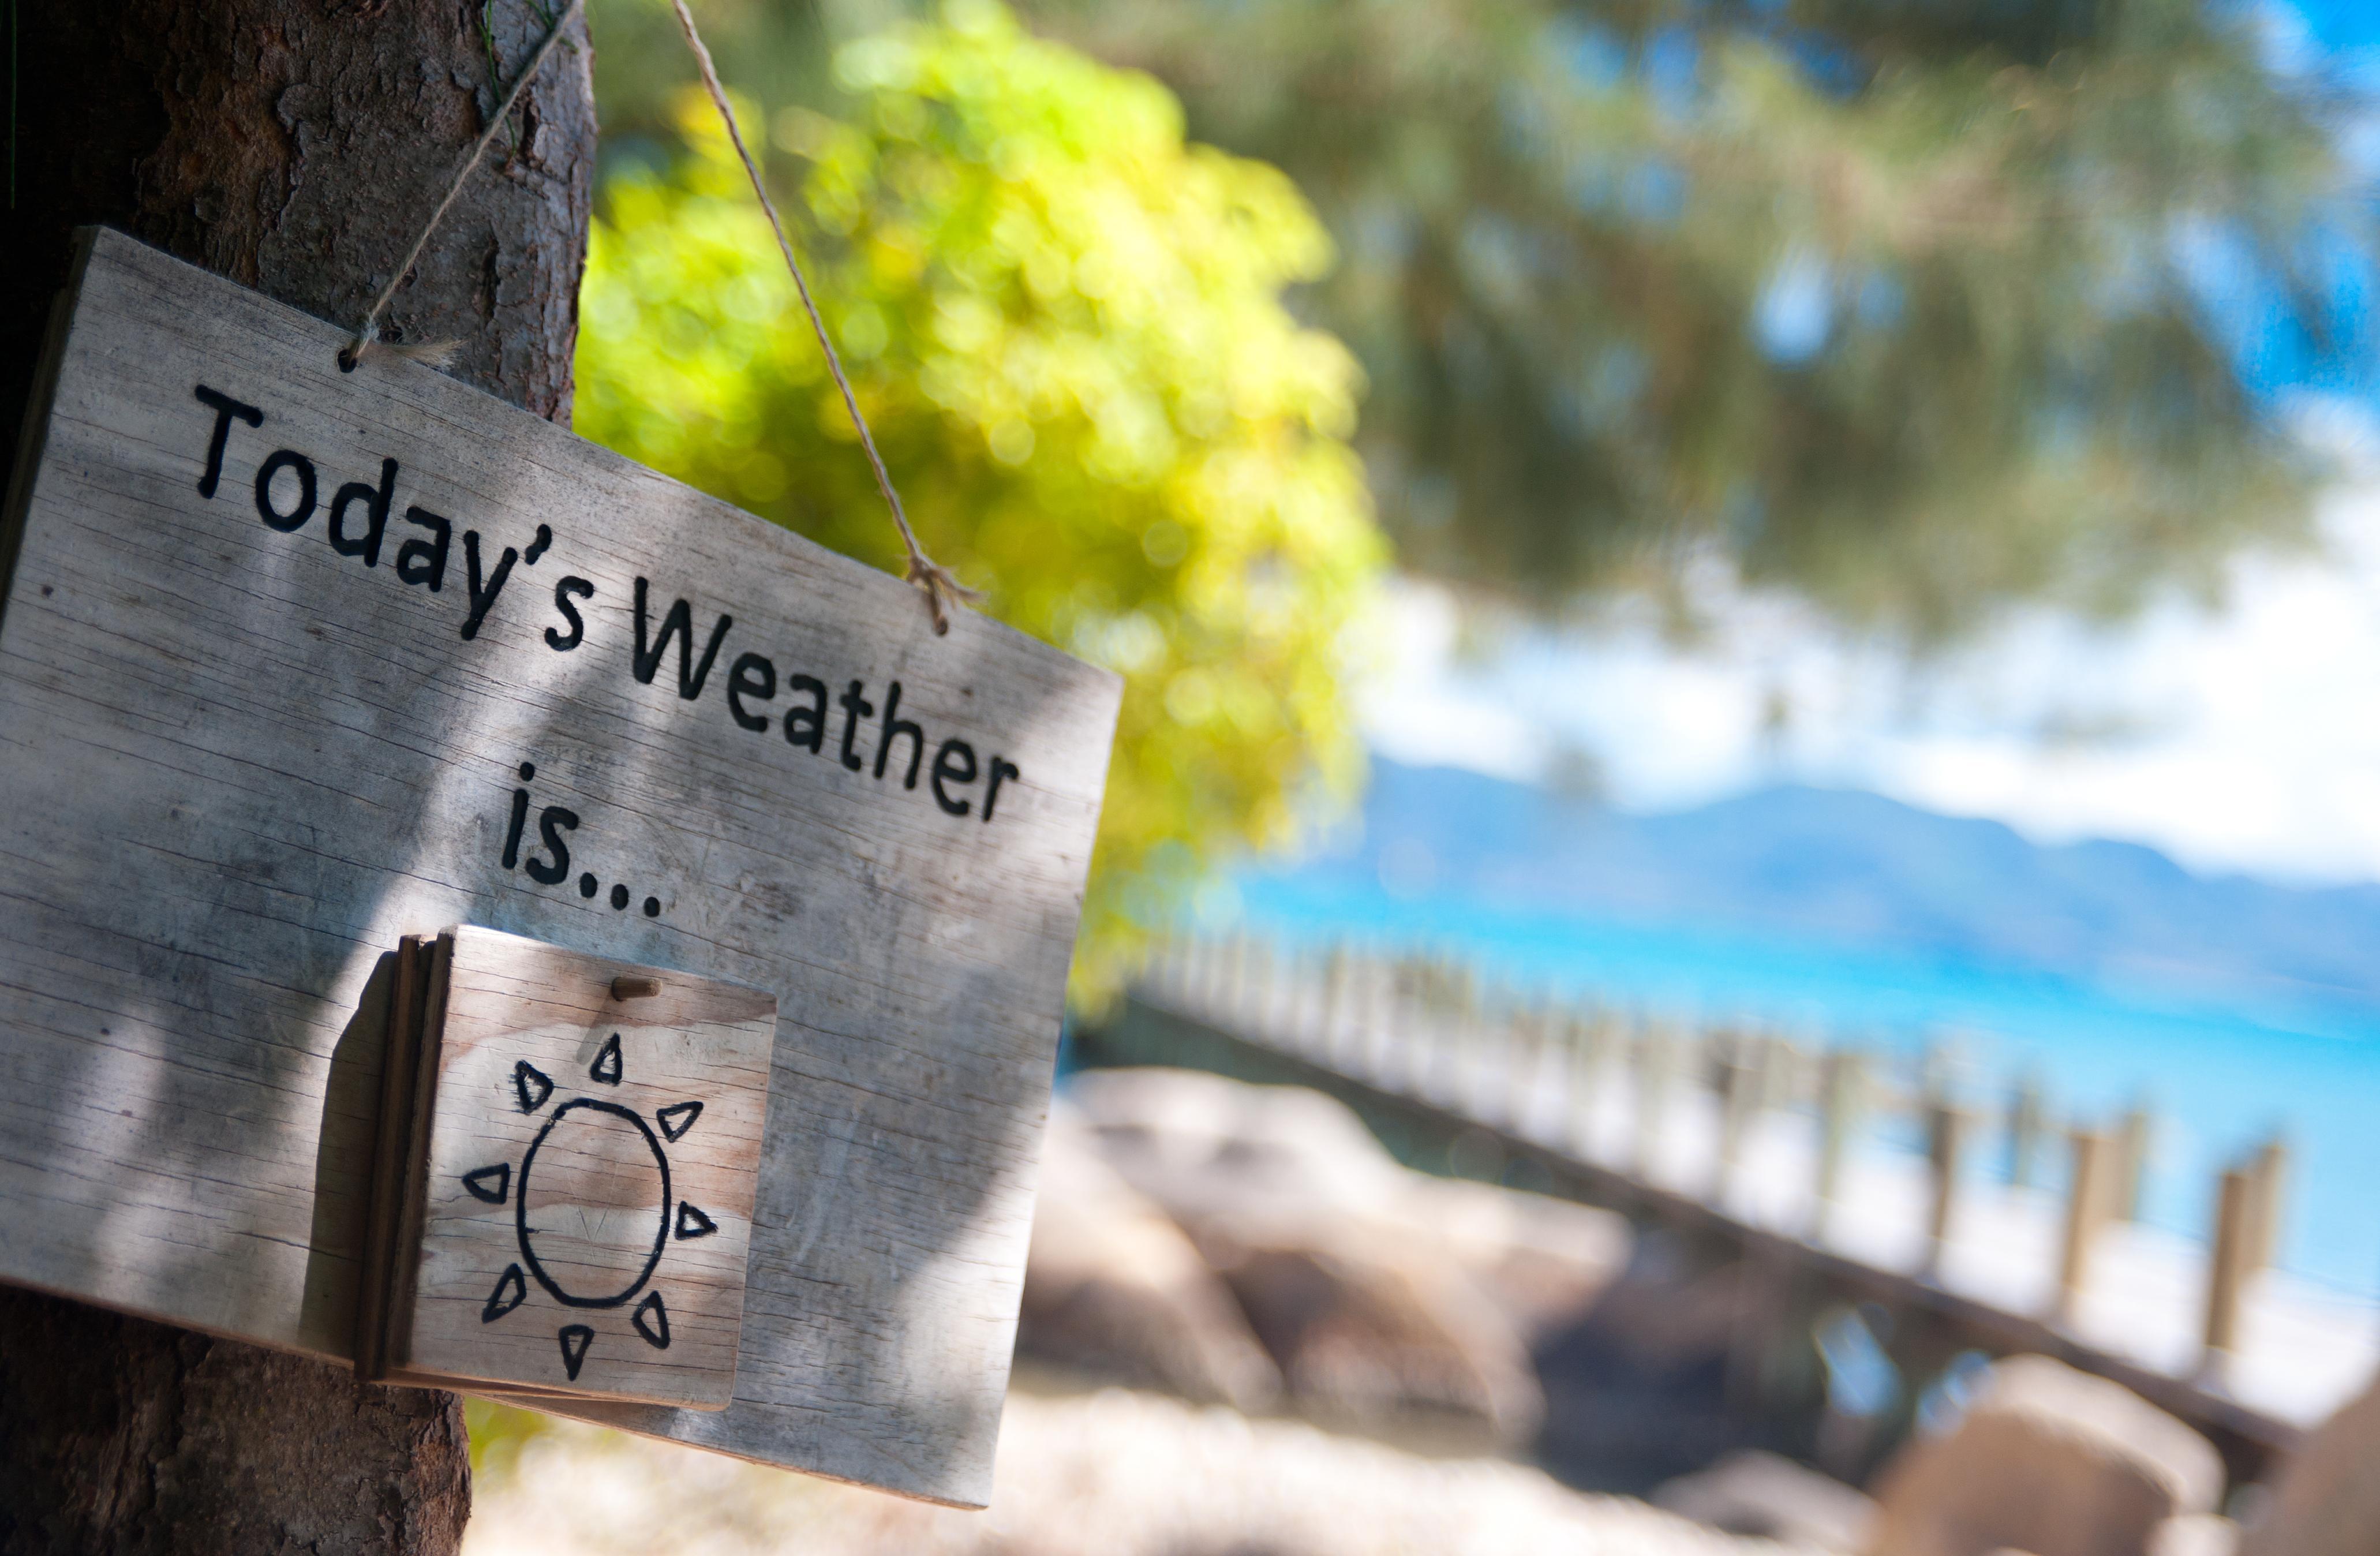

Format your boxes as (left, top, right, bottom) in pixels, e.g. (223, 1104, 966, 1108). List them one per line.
(0, 229, 1120, 1505)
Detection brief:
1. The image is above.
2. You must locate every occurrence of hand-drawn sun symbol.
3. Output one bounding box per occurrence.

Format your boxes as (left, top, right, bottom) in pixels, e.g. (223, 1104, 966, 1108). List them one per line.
(459, 1032, 719, 1382)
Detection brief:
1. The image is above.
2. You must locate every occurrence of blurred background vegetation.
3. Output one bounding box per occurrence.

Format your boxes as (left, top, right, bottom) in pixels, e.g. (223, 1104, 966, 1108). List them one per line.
(572, 0, 2375, 996)
(575, 7, 1381, 1000)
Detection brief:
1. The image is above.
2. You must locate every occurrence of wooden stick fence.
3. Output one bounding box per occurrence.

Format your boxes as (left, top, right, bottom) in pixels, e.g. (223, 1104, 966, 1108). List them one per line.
(1142, 929, 2299, 1376)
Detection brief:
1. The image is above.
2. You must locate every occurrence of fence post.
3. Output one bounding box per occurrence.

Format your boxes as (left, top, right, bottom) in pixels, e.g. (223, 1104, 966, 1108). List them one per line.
(1636, 1020, 1675, 1181)
(1814, 1048, 1866, 1241)
(2059, 1128, 2115, 1323)
(1918, 1037, 1964, 1109)
(1215, 933, 1244, 1026)
(1318, 942, 1347, 1064)
(1924, 1102, 1973, 1275)
(1296, 944, 1324, 1054)
(1567, 1008, 1608, 1159)
(1505, 996, 1543, 1136)
(2202, 1162, 2255, 1371)
(1408, 955, 1439, 1101)
(1302, 945, 1329, 1056)
(1275, 942, 1301, 1050)
(1757, 1031, 1795, 1114)
(1468, 975, 1504, 1124)
(2247, 1134, 2289, 1274)
(2006, 1070, 2045, 1190)
(1249, 937, 1279, 1041)
(1419, 953, 1453, 1103)
(1346, 948, 1374, 1078)
(1391, 953, 1423, 1094)
(1422, 956, 1454, 1108)
(1447, 959, 1477, 1110)
(1715, 1028, 1757, 1205)
(2112, 1100, 2154, 1222)
(1146, 930, 1173, 1003)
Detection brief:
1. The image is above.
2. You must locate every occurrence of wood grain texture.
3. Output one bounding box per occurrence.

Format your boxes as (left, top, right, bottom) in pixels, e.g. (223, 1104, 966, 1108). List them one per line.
(0, 230, 1121, 1506)
(386, 926, 772, 1410)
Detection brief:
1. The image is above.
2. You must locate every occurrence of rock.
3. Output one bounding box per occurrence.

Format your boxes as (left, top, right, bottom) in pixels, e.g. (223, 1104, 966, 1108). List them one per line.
(2237, 1366, 2380, 1556)
(1017, 1104, 1281, 1411)
(1068, 1068, 1631, 1327)
(1405, 1173, 1636, 1344)
(1064, 1068, 1629, 1441)
(1865, 1355, 2224, 1556)
(1656, 1450, 1876, 1550)
(1067, 1067, 1410, 1233)
(2149, 1516, 2236, 1556)
(1207, 1237, 1543, 1442)
(1567, 1251, 1761, 1373)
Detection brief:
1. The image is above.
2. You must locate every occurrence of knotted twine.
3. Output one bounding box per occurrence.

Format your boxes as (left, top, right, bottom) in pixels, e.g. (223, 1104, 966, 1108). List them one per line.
(343, 0, 971, 635)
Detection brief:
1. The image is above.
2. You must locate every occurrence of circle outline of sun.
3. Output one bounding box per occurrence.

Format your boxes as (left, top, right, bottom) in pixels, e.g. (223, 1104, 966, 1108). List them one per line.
(466, 1033, 718, 1383)
(517, 1097, 672, 1310)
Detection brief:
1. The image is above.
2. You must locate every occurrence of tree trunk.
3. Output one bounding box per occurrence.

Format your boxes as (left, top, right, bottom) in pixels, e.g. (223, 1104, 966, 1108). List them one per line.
(0, 2, 595, 1551)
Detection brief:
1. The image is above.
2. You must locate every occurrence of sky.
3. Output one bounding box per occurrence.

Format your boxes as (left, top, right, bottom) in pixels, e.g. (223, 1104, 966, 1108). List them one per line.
(1360, 413, 2380, 889)
(2290, 0, 2380, 51)
(1354, 2, 2380, 891)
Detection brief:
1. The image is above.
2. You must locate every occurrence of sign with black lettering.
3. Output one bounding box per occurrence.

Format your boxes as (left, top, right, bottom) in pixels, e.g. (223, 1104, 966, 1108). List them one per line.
(0, 229, 1120, 1506)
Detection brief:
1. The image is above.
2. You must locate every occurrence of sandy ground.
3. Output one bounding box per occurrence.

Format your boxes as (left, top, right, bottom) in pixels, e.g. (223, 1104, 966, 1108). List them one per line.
(462, 1382, 1816, 1556)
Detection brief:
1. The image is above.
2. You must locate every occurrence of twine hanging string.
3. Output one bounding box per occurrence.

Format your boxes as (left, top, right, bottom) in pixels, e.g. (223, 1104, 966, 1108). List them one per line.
(340, 0, 587, 373)
(345, 0, 967, 634)
(665, 0, 971, 635)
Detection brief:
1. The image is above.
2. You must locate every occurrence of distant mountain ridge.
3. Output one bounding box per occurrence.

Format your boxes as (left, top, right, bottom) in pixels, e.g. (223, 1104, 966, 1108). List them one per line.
(1282, 759, 2380, 1013)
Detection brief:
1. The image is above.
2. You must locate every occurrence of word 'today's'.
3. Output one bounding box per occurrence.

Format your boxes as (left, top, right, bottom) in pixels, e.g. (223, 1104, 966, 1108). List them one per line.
(190, 383, 1024, 824)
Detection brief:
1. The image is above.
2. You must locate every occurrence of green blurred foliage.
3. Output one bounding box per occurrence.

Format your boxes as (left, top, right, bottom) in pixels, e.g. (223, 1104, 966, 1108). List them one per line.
(593, 0, 2371, 641)
(575, 2, 1386, 1001)
(465, 1397, 550, 1482)
(1026, 0, 2368, 637)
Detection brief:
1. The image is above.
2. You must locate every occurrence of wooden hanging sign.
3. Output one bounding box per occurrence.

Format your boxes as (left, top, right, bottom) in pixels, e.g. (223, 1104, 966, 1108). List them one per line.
(0, 228, 1120, 1508)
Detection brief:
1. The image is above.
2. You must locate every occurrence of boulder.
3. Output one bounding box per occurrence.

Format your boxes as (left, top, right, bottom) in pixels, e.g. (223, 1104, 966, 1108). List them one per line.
(2237, 1366, 2380, 1556)
(1404, 1173, 1636, 1344)
(1017, 1104, 1281, 1411)
(1065, 1068, 1631, 1441)
(1865, 1355, 2223, 1556)
(2149, 1516, 2236, 1556)
(1568, 1250, 1762, 1374)
(1067, 1067, 1410, 1234)
(1207, 1236, 1543, 1441)
(1657, 1450, 1876, 1550)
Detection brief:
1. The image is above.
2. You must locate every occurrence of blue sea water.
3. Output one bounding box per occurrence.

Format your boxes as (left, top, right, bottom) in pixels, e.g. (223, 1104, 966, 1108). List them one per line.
(1230, 871, 2380, 1300)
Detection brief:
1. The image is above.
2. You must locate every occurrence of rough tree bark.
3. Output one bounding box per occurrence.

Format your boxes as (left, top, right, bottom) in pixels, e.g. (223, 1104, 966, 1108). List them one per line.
(0, 2, 595, 1552)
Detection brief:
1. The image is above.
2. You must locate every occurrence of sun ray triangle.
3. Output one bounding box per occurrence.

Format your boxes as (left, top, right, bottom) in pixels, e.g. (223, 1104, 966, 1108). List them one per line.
(481, 1263, 527, 1323)
(656, 1100, 702, 1142)
(512, 1061, 552, 1113)
(590, 1032, 623, 1085)
(462, 1163, 511, 1205)
(675, 1201, 717, 1240)
(558, 1324, 594, 1380)
(632, 1291, 671, 1350)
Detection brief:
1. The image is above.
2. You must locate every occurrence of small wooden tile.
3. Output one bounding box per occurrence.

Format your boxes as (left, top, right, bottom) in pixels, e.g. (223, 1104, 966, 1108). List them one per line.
(372, 926, 774, 1409)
